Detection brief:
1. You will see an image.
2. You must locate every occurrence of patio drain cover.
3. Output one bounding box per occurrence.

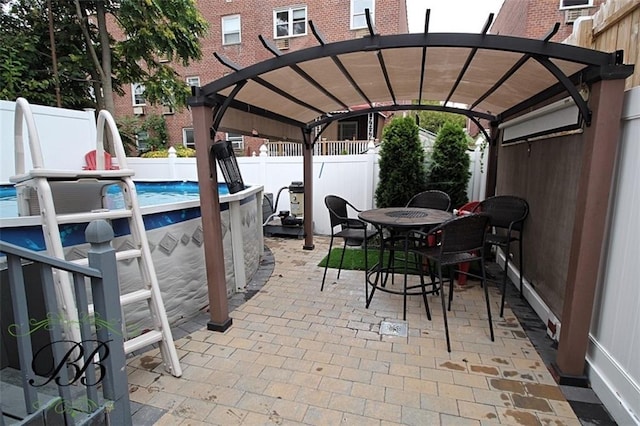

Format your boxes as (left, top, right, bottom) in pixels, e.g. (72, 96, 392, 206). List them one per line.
(380, 321, 408, 337)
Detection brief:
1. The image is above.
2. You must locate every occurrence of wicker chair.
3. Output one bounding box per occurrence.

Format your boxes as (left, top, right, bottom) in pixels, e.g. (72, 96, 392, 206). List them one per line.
(473, 195, 529, 317)
(408, 213, 494, 352)
(406, 190, 452, 211)
(321, 195, 378, 291)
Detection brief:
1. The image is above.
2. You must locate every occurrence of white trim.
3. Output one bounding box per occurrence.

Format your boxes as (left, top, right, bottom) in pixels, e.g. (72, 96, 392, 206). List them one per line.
(559, 0, 593, 10)
(351, 0, 375, 30)
(586, 339, 640, 425)
(186, 76, 201, 88)
(222, 14, 241, 45)
(273, 5, 307, 39)
(131, 83, 146, 106)
(495, 249, 561, 340)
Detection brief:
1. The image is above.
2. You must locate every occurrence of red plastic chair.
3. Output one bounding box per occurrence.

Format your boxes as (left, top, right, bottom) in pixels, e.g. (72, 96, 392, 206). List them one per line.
(83, 150, 119, 170)
(455, 201, 480, 285)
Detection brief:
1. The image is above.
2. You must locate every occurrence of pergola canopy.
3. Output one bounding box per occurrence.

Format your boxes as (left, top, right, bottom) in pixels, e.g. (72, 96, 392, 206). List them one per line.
(190, 13, 631, 143)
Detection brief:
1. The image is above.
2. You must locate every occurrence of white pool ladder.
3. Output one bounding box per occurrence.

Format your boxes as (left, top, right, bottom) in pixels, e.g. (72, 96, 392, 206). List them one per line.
(10, 97, 182, 377)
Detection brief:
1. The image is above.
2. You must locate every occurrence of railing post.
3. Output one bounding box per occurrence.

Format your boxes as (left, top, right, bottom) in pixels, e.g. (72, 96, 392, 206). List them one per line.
(168, 146, 177, 179)
(365, 139, 377, 210)
(85, 220, 132, 425)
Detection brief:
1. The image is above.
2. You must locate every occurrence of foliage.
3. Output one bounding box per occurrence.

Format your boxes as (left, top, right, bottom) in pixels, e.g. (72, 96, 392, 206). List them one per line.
(375, 116, 427, 208)
(140, 146, 196, 158)
(0, 1, 95, 109)
(1, 0, 208, 113)
(414, 101, 466, 134)
(88, 0, 208, 112)
(116, 114, 168, 155)
(427, 122, 471, 209)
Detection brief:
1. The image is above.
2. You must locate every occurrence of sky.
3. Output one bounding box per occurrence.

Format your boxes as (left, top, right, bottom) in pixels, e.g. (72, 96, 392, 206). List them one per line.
(405, 0, 505, 33)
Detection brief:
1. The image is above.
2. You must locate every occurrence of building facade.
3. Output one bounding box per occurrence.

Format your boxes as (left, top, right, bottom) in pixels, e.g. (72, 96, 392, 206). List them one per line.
(491, 0, 606, 41)
(112, 0, 409, 156)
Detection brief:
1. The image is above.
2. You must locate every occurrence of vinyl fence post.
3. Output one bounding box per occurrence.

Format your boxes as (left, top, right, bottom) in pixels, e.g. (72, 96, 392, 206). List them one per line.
(86, 220, 132, 425)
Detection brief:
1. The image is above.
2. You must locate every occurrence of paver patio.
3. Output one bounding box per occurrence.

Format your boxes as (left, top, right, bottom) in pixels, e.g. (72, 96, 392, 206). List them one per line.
(126, 236, 580, 425)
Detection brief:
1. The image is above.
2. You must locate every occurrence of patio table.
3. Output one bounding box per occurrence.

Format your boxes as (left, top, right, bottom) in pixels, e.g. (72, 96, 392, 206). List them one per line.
(358, 207, 453, 320)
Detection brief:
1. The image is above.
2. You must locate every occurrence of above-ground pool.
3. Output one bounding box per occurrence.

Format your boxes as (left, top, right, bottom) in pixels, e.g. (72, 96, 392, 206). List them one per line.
(0, 180, 264, 332)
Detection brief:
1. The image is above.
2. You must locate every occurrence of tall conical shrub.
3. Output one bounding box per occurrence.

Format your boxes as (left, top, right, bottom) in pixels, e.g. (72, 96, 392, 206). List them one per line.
(375, 116, 426, 207)
(427, 122, 470, 209)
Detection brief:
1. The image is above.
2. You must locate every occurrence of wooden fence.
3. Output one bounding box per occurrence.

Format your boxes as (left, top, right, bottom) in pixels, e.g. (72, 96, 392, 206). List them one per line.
(564, 0, 639, 89)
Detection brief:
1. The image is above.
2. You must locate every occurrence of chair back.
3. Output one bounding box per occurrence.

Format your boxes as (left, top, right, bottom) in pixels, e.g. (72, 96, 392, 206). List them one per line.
(325, 195, 349, 229)
(406, 190, 451, 211)
(475, 195, 528, 231)
(439, 214, 490, 255)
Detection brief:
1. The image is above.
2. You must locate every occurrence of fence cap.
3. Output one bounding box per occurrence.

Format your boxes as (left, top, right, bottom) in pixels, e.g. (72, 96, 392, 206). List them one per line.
(86, 219, 114, 244)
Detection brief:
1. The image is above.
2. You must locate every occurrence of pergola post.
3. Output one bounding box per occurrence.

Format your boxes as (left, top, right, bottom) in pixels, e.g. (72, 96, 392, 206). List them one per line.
(191, 104, 232, 332)
(303, 130, 314, 250)
(553, 78, 627, 384)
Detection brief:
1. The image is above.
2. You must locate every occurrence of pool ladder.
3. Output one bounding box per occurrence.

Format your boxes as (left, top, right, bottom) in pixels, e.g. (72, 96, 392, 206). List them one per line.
(10, 98, 182, 377)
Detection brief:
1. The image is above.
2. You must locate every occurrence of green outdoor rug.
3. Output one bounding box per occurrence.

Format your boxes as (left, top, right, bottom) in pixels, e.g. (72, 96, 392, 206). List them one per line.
(318, 247, 424, 274)
(318, 247, 480, 277)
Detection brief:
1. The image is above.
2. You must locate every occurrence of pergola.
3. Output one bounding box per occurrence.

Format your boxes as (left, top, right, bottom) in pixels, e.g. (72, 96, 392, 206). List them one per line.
(187, 12, 633, 384)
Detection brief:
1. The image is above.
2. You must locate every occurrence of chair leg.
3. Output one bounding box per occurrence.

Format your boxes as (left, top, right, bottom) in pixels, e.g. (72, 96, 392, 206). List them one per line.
(439, 264, 451, 352)
(481, 257, 494, 342)
(500, 246, 510, 318)
(448, 266, 455, 311)
(366, 243, 383, 309)
(337, 241, 347, 280)
(419, 275, 432, 321)
(321, 235, 335, 291)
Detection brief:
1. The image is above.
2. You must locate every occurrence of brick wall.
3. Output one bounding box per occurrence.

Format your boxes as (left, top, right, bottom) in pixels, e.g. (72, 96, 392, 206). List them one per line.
(491, 0, 606, 42)
(111, 0, 408, 154)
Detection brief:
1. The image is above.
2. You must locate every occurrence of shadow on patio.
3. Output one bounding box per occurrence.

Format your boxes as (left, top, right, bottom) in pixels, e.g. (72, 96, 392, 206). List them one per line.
(126, 236, 584, 425)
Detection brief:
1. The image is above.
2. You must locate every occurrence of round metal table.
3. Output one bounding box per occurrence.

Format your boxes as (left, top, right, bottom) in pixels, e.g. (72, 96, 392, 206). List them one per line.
(358, 207, 454, 320)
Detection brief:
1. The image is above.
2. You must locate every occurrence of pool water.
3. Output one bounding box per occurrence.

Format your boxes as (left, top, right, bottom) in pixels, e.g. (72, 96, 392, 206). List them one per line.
(0, 181, 228, 218)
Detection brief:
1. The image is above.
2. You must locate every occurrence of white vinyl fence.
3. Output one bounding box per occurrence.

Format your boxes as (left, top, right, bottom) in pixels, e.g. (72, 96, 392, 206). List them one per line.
(125, 145, 488, 236)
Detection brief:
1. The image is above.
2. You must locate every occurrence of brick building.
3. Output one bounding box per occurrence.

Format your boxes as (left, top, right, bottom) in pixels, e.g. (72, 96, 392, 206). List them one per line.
(491, 0, 606, 41)
(112, 0, 408, 156)
(466, 0, 607, 137)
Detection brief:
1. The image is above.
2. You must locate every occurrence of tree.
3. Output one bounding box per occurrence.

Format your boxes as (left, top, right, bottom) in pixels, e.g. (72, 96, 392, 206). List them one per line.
(0, 0, 95, 109)
(375, 116, 427, 208)
(427, 122, 471, 209)
(1, 0, 208, 114)
(73, 0, 209, 114)
(414, 101, 466, 134)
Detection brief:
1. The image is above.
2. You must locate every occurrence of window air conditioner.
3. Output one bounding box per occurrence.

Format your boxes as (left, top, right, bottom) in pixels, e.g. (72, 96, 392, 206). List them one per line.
(275, 38, 290, 50)
(133, 106, 145, 115)
(565, 8, 590, 23)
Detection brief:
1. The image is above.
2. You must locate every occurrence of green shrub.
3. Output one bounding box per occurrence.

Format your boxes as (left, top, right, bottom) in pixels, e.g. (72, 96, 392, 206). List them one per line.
(140, 146, 196, 158)
(427, 122, 470, 209)
(375, 116, 426, 207)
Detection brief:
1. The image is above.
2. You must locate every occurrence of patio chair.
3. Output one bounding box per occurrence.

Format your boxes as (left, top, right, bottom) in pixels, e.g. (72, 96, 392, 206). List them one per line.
(82, 149, 119, 170)
(321, 195, 378, 291)
(406, 190, 451, 211)
(473, 195, 529, 317)
(407, 213, 494, 352)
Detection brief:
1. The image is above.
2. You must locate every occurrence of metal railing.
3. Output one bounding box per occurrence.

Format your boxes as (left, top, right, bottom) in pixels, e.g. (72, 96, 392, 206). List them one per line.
(266, 139, 375, 156)
(0, 220, 131, 425)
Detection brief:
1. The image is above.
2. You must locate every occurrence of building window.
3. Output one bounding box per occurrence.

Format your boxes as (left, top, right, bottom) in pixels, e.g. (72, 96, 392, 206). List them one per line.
(559, 0, 592, 8)
(351, 0, 374, 29)
(183, 128, 195, 149)
(136, 131, 149, 152)
(274, 6, 307, 39)
(222, 15, 241, 45)
(339, 121, 358, 140)
(132, 83, 146, 106)
(186, 76, 200, 88)
(227, 132, 244, 150)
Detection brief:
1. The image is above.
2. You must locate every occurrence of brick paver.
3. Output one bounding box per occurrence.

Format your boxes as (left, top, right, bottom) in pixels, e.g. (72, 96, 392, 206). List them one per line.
(128, 236, 580, 425)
